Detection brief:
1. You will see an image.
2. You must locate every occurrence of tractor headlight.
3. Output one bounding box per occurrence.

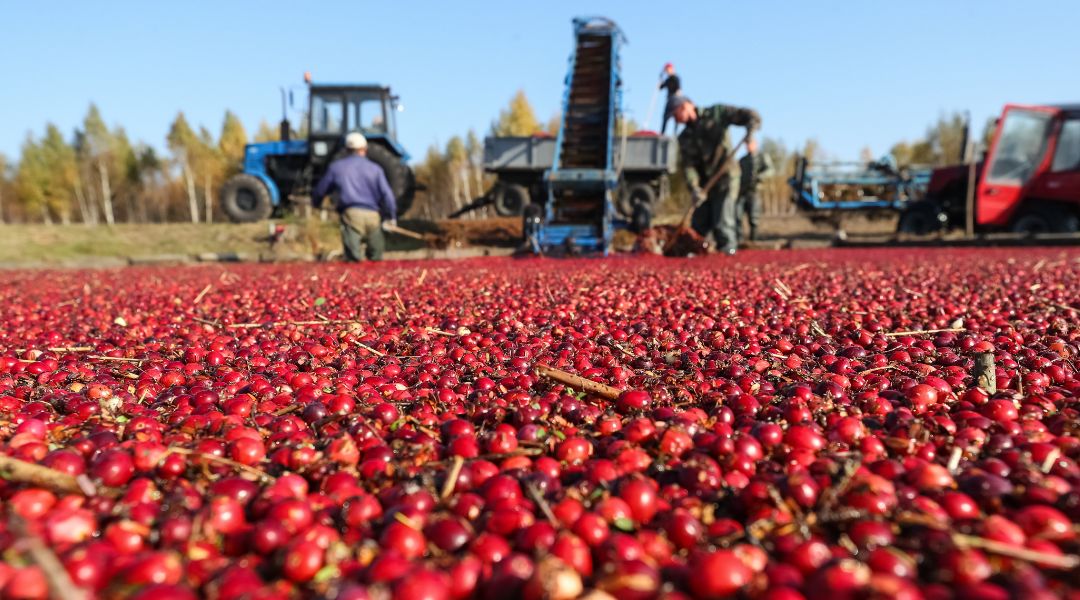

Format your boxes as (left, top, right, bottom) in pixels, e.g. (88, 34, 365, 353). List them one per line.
(313, 142, 328, 156)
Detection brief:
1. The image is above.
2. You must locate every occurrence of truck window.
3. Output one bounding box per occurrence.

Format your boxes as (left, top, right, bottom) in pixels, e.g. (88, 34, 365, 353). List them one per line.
(1051, 119, 1080, 172)
(986, 110, 1052, 184)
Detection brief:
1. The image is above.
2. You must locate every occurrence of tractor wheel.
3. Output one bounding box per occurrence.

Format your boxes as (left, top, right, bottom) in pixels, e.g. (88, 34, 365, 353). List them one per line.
(1010, 205, 1080, 235)
(494, 184, 529, 217)
(366, 144, 415, 216)
(617, 183, 657, 218)
(221, 174, 273, 223)
(897, 202, 945, 235)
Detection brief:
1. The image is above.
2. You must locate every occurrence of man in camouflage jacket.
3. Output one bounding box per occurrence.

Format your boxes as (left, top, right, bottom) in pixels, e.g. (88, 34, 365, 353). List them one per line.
(670, 95, 761, 254)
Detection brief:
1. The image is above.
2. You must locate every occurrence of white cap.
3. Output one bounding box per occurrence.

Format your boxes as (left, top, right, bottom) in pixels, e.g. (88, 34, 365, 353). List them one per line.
(345, 132, 368, 150)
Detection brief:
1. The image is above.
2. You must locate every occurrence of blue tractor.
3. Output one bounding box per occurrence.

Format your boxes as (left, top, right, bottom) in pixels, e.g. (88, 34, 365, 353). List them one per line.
(220, 80, 416, 222)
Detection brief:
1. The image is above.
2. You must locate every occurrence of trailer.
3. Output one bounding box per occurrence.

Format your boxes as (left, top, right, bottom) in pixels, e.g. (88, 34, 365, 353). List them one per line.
(482, 133, 676, 223)
(789, 155, 932, 212)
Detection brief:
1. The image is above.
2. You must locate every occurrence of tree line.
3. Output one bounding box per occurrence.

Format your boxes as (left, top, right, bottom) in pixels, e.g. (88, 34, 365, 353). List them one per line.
(0, 92, 986, 225)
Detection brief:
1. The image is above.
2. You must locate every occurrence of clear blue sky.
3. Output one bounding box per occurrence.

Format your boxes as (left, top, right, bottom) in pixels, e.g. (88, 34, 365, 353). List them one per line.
(2, 0, 1078, 165)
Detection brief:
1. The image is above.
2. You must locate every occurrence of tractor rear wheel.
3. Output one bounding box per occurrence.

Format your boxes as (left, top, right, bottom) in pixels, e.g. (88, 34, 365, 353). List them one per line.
(221, 174, 273, 223)
(1010, 205, 1080, 234)
(494, 184, 529, 217)
(366, 144, 415, 216)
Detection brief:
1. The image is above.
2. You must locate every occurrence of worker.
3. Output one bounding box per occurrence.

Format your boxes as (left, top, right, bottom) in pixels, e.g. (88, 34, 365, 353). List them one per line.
(658, 63, 681, 134)
(312, 132, 397, 261)
(670, 95, 761, 255)
(737, 138, 774, 243)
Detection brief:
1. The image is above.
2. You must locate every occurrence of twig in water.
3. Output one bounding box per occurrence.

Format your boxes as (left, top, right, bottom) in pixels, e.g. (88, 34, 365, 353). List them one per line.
(440, 456, 465, 501)
(953, 533, 1079, 570)
(535, 364, 621, 400)
(9, 514, 90, 600)
(165, 447, 275, 483)
(193, 284, 213, 305)
(883, 327, 965, 337)
(353, 341, 386, 358)
(0, 455, 100, 497)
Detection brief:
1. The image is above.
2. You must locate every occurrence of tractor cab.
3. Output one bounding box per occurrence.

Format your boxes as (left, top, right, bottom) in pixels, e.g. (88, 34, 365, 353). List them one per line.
(976, 103, 1080, 229)
(306, 84, 400, 170)
(898, 103, 1080, 235)
(220, 78, 416, 223)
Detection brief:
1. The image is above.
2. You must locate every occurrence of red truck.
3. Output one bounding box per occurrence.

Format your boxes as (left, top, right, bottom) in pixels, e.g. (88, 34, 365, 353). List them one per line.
(898, 103, 1080, 234)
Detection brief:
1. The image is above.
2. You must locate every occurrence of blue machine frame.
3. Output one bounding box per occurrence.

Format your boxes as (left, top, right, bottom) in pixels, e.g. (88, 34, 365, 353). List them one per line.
(790, 160, 932, 211)
(536, 17, 627, 255)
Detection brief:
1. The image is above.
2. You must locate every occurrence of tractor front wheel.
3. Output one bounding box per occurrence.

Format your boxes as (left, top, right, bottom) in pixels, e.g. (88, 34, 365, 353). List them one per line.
(221, 174, 273, 223)
(897, 202, 946, 235)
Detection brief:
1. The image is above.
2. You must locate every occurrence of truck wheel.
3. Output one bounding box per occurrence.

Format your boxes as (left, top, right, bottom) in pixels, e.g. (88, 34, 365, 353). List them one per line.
(1010, 206, 1079, 234)
(617, 183, 657, 218)
(366, 144, 415, 216)
(495, 184, 529, 217)
(897, 203, 945, 235)
(221, 174, 273, 223)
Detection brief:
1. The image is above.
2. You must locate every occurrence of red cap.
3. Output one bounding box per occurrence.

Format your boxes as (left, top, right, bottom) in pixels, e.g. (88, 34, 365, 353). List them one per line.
(664, 62, 674, 71)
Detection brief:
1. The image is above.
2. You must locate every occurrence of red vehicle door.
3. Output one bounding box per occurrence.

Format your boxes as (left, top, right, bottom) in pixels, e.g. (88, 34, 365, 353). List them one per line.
(1027, 114, 1080, 208)
(976, 105, 1058, 226)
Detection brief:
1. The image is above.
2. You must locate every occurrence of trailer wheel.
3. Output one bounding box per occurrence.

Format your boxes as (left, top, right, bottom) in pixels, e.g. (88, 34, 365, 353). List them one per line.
(494, 184, 529, 217)
(897, 203, 945, 235)
(1010, 206, 1079, 235)
(221, 174, 273, 223)
(631, 200, 652, 233)
(617, 183, 657, 218)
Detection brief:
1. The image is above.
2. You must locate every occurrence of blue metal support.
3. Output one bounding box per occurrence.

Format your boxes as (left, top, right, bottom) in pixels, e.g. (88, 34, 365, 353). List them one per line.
(538, 17, 627, 254)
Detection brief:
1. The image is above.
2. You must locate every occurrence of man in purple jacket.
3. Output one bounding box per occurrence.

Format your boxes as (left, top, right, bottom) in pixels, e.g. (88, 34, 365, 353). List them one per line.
(312, 132, 397, 261)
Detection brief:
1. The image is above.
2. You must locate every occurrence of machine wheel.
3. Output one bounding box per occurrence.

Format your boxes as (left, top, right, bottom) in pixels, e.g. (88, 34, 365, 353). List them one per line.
(617, 182, 657, 218)
(366, 144, 416, 216)
(221, 174, 273, 223)
(1010, 205, 1080, 234)
(494, 184, 529, 217)
(897, 202, 946, 235)
(631, 200, 653, 232)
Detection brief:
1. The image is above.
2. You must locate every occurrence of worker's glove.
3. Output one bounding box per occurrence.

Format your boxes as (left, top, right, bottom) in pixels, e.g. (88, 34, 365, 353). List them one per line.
(690, 187, 705, 205)
(381, 219, 397, 232)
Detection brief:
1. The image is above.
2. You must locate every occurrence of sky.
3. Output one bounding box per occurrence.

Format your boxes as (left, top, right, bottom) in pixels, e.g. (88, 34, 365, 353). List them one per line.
(2, 0, 1078, 166)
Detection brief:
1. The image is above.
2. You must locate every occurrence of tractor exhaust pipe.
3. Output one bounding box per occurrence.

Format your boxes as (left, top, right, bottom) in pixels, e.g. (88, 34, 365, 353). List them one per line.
(279, 87, 291, 142)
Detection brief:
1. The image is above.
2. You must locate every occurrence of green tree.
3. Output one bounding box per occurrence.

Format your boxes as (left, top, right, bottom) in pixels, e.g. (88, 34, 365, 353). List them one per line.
(16, 125, 78, 224)
(219, 111, 248, 171)
(81, 104, 119, 224)
(0, 153, 9, 223)
(414, 145, 450, 219)
(254, 120, 280, 142)
(890, 111, 969, 166)
(492, 90, 541, 136)
(197, 125, 223, 223)
(167, 112, 201, 223)
(545, 113, 561, 135)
